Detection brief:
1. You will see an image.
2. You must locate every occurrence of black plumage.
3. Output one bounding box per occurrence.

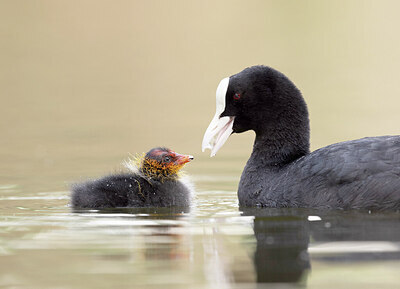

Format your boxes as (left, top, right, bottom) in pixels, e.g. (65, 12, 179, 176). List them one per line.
(71, 147, 193, 209)
(203, 65, 400, 210)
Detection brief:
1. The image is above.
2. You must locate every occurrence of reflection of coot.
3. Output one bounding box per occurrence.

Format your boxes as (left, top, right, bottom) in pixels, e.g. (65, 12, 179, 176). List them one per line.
(71, 147, 193, 208)
(76, 206, 191, 215)
(242, 208, 400, 284)
(85, 207, 190, 263)
(241, 208, 311, 283)
(203, 65, 400, 210)
(309, 211, 400, 262)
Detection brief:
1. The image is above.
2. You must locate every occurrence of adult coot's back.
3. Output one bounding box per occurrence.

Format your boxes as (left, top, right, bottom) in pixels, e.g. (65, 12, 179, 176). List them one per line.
(71, 147, 194, 208)
(202, 65, 400, 210)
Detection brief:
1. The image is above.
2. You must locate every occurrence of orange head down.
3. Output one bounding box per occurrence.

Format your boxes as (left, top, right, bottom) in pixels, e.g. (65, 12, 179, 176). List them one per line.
(139, 147, 194, 181)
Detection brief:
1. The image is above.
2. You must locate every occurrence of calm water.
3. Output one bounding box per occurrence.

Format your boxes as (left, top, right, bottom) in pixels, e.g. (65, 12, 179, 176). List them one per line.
(1, 189, 400, 288)
(1, 1, 400, 288)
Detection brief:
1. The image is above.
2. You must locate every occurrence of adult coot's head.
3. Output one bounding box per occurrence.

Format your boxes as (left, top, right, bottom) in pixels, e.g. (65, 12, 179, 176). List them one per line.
(140, 147, 194, 181)
(202, 65, 310, 162)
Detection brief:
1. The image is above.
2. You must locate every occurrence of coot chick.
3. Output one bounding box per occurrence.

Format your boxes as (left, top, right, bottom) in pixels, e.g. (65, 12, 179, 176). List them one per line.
(202, 65, 400, 210)
(71, 147, 194, 208)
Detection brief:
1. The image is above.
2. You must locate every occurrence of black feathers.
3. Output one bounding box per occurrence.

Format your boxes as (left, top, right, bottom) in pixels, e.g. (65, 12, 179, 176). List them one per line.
(70, 147, 193, 209)
(71, 173, 191, 209)
(225, 66, 400, 210)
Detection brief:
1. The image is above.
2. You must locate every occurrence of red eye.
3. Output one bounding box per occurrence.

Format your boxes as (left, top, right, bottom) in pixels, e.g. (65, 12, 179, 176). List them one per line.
(234, 93, 241, 100)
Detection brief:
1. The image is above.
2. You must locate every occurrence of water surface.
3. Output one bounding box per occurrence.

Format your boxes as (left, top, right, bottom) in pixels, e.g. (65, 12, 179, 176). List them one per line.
(1, 189, 400, 289)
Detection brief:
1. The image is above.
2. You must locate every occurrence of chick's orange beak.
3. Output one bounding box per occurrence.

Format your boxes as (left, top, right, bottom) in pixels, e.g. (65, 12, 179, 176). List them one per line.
(174, 153, 194, 165)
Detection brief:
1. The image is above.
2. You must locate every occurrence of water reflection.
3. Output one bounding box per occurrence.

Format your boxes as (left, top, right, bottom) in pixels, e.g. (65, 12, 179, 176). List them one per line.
(73, 206, 190, 216)
(241, 208, 400, 285)
(1, 190, 400, 288)
(87, 207, 191, 262)
(241, 208, 311, 284)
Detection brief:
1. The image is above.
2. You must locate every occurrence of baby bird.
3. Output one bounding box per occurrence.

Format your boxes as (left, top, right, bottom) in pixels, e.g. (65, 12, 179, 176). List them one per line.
(71, 147, 194, 209)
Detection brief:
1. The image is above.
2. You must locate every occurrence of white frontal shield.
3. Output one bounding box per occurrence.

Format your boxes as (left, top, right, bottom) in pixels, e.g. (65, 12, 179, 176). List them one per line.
(202, 77, 234, 157)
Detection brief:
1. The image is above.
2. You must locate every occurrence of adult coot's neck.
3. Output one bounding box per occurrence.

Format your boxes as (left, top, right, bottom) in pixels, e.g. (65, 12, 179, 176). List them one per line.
(250, 105, 310, 168)
(250, 131, 309, 170)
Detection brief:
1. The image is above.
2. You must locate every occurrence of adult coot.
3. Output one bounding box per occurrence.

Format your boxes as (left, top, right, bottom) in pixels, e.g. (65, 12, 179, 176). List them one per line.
(71, 147, 193, 208)
(202, 65, 400, 210)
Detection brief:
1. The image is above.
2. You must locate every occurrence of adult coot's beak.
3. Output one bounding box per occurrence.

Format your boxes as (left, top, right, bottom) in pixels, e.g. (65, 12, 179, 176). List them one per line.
(175, 153, 194, 165)
(202, 116, 234, 157)
(202, 77, 234, 157)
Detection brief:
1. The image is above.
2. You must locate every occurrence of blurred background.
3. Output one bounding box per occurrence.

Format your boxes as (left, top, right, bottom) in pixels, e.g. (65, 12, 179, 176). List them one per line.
(1, 0, 400, 192)
(1, 1, 400, 288)
(0, 0, 400, 194)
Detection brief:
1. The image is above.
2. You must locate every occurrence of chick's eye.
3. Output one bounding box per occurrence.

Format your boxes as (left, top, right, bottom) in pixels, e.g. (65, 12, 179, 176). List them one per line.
(233, 93, 241, 100)
(164, 156, 171, 162)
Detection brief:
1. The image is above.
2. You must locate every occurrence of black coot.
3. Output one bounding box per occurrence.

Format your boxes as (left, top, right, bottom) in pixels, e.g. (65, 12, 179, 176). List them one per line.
(71, 147, 193, 208)
(202, 65, 400, 210)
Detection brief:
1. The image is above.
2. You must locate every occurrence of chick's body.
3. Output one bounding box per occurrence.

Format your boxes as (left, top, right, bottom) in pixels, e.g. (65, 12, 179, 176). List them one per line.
(71, 147, 193, 208)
